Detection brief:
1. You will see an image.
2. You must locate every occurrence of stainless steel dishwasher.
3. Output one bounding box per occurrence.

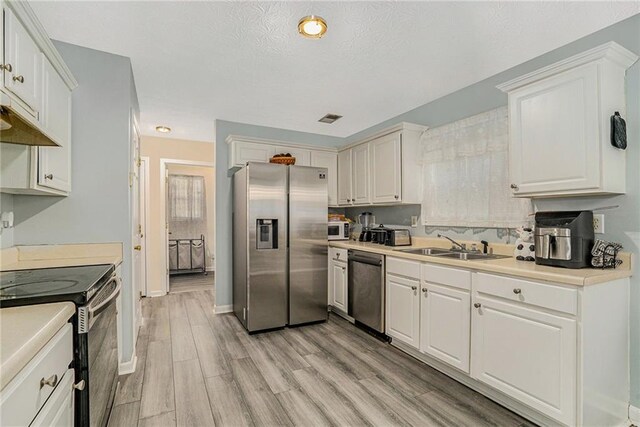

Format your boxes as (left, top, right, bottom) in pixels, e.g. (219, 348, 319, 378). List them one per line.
(348, 250, 385, 333)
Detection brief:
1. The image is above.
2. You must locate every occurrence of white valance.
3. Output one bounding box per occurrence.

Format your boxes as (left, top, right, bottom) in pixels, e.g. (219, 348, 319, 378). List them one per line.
(420, 107, 532, 228)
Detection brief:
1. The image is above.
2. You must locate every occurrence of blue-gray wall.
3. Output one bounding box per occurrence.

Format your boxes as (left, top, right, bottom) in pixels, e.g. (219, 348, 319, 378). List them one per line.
(0, 193, 14, 248)
(217, 15, 640, 406)
(11, 42, 139, 363)
(215, 121, 342, 308)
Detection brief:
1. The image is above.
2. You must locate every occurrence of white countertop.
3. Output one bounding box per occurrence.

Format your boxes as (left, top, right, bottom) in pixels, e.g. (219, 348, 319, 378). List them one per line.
(0, 302, 75, 390)
(1, 243, 123, 271)
(330, 238, 632, 286)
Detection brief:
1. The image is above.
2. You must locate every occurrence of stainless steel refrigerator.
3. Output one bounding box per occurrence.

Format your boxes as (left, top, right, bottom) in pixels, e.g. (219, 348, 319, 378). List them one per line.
(233, 162, 328, 332)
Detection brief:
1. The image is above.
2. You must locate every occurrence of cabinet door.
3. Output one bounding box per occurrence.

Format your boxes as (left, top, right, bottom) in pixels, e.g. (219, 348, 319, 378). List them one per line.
(275, 146, 310, 166)
(471, 296, 576, 425)
(4, 7, 41, 112)
(310, 151, 338, 206)
(38, 57, 71, 192)
(331, 260, 348, 313)
(31, 369, 74, 427)
(386, 273, 420, 349)
(509, 64, 599, 195)
(233, 142, 275, 167)
(351, 144, 370, 204)
(371, 132, 401, 203)
(420, 282, 470, 373)
(337, 149, 352, 205)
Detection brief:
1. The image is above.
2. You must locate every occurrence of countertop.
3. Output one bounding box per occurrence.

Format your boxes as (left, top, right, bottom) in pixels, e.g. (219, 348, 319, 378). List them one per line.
(1, 243, 123, 271)
(330, 238, 632, 286)
(0, 302, 75, 390)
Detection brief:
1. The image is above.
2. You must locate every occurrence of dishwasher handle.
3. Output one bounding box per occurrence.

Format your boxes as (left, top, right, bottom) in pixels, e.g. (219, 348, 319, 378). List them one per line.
(348, 253, 383, 266)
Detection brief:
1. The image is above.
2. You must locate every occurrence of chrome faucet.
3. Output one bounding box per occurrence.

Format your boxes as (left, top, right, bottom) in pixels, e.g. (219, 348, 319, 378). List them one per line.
(437, 234, 466, 251)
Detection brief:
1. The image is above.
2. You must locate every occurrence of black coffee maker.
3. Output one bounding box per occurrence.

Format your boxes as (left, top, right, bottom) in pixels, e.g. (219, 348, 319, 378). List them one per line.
(534, 211, 594, 269)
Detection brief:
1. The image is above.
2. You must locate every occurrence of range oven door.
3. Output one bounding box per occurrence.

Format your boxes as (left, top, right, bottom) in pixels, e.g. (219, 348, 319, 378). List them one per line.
(76, 275, 121, 427)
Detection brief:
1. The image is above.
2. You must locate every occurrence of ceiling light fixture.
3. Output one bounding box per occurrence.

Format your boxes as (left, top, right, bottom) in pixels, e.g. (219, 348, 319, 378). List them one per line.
(155, 126, 171, 133)
(298, 15, 327, 39)
(318, 113, 342, 124)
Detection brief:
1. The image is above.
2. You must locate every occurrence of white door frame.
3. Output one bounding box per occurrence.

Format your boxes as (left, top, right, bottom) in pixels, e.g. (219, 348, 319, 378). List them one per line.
(160, 158, 215, 295)
(140, 156, 150, 298)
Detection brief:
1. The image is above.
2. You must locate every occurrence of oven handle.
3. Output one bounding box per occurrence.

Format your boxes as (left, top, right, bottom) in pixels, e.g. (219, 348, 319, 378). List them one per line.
(89, 276, 121, 317)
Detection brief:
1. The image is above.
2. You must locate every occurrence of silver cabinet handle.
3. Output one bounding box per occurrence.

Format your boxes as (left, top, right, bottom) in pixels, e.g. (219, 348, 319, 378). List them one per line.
(513, 288, 522, 294)
(411, 286, 417, 291)
(40, 374, 58, 389)
(510, 183, 519, 190)
(341, 266, 346, 271)
(474, 303, 481, 308)
(73, 380, 86, 391)
(1, 64, 12, 72)
(394, 195, 399, 199)
(12, 75, 24, 83)
(421, 288, 427, 293)
(44, 174, 54, 180)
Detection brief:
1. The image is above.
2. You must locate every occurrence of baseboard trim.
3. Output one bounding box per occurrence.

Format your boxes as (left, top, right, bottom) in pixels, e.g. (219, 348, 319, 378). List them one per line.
(630, 405, 640, 424)
(147, 290, 166, 297)
(215, 304, 233, 314)
(119, 355, 137, 375)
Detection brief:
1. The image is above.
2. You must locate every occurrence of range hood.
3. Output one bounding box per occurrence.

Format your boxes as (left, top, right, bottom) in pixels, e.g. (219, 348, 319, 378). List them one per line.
(0, 106, 59, 147)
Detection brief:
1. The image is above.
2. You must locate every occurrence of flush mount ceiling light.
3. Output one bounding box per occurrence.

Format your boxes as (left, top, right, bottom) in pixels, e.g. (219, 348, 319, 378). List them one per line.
(318, 113, 342, 124)
(155, 125, 171, 133)
(298, 15, 327, 39)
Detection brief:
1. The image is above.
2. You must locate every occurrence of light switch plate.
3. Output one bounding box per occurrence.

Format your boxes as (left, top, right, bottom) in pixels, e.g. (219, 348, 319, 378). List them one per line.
(593, 214, 605, 234)
(411, 216, 418, 228)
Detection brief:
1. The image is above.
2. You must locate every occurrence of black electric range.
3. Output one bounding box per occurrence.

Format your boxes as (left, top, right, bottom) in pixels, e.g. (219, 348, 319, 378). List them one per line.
(0, 264, 120, 427)
(0, 264, 115, 307)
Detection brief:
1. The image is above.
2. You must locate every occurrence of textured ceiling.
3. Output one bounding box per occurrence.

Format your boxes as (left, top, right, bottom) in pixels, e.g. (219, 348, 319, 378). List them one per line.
(30, 1, 639, 142)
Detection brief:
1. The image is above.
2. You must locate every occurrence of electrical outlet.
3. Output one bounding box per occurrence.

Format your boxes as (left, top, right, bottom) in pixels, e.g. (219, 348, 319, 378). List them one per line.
(593, 214, 605, 234)
(411, 216, 418, 228)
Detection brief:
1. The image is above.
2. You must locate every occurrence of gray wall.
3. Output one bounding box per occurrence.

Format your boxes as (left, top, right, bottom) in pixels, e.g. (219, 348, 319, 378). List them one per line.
(215, 121, 342, 308)
(217, 15, 640, 406)
(11, 42, 139, 363)
(0, 193, 14, 248)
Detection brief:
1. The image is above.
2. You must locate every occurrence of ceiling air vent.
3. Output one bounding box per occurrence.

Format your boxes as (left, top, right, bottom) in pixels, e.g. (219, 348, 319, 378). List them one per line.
(318, 113, 342, 124)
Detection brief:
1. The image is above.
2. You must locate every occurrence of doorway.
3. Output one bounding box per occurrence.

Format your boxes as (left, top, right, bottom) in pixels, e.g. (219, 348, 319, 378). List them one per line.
(160, 159, 215, 295)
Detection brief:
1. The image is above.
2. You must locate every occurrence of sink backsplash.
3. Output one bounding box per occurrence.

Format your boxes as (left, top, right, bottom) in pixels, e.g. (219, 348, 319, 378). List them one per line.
(331, 205, 520, 244)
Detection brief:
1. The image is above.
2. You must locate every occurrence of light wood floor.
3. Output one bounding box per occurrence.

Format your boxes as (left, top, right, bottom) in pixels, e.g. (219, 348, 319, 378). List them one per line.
(109, 289, 534, 427)
(169, 272, 214, 294)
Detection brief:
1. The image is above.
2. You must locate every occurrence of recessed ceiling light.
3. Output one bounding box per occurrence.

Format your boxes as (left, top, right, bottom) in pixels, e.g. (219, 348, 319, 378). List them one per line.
(155, 126, 171, 133)
(298, 15, 327, 39)
(318, 113, 342, 124)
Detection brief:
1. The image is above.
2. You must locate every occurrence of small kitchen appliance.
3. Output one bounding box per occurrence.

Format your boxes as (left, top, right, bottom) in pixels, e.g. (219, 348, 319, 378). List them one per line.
(357, 212, 375, 242)
(534, 211, 594, 269)
(328, 220, 350, 241)
(370, 225, 389, 245)
(385, 228, 412, 247)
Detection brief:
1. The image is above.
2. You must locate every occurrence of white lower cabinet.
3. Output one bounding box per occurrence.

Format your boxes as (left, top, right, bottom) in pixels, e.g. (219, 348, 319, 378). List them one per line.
(471, 293, 577, 426)
(31, 368, 75, 427)
(328, 248, 348, 313)
(420, 282, 470, 373)
(385, 270, 420, 349)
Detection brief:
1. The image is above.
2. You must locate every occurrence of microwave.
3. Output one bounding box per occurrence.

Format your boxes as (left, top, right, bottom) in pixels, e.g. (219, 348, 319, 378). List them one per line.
(328, 221, 350, 241)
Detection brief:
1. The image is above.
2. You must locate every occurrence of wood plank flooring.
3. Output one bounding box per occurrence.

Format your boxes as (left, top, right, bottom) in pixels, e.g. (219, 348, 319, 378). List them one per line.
(109, 288, 534, 427)
(169, 273, 215, 294)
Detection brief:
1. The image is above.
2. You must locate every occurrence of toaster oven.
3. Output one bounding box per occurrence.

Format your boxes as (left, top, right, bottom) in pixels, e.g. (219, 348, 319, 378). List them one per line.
(328, 221, 350, 241)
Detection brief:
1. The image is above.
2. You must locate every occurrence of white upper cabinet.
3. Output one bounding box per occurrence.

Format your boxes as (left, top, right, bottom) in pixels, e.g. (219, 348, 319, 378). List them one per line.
(351, 143, 370, 205)
(498, 42, 638, 197)
(337, 149, 352, 205)
(38, 56, 71, 192)
(371, 131, 401, 203)
(337, 123, 426, 207)
(3, 6, 41, 112)
(275, 146, 310, 166)
(310, 151, 338, 206)
(230, 141, 275, 169)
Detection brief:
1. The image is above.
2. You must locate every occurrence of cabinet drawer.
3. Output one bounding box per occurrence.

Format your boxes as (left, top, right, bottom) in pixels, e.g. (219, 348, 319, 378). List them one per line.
(421, 263, 471, 290)
(474, 273, 577, 315)
(329, 247, 348, 264)
(387, 257, 420, 280)
(0, 323, 73, 427)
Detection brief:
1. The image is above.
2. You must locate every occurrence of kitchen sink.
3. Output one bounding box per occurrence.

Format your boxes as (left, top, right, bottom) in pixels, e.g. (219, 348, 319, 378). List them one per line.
(395, 247, 453, 256)
(435, 252, 511, 261)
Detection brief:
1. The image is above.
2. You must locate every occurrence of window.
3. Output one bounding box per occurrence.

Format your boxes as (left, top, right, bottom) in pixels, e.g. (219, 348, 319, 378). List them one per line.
(169, 175, 205, 221)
